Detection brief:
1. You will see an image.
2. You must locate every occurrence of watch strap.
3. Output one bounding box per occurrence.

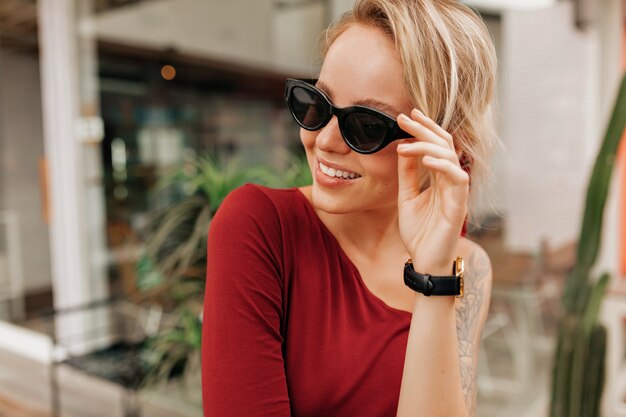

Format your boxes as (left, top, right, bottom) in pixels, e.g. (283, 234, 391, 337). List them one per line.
(403, 261, 462, 296)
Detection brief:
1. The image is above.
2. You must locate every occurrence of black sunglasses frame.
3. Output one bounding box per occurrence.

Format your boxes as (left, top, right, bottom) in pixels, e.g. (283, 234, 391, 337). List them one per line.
(284, 78, 412, 154)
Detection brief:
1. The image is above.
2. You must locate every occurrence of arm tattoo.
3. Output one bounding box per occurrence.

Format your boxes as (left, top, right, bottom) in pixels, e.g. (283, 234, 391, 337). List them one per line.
(455, 247, 492, 417)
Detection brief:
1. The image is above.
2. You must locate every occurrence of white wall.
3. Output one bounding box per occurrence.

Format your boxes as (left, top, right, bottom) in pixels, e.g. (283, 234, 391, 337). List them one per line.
(95, 0, 275, 67)
(461, 0, 556, 13)
(272, 1, 327, 75)
(500, 0, 614, 254)
(330, 0, 354, 18)
(95, 0, 327, 75)
(474, 16, 508, 220)
(0, 49, 52, 293)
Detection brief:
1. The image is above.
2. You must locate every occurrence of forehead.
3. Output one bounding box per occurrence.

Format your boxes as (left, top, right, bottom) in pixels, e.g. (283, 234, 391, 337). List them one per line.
(319, 23, 409, 110)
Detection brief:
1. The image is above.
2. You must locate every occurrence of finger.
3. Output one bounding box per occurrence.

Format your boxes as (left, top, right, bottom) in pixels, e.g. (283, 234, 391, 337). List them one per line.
(397, 146, 430, 202)
(421, 155, 470, 186)
(397, 141, 458, 164)
(397, 113, 449, 148)
(411, 108, 455, 148)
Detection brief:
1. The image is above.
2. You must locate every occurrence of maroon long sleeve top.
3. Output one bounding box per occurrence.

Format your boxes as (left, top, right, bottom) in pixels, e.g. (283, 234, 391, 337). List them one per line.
(202, 183, 468, 417)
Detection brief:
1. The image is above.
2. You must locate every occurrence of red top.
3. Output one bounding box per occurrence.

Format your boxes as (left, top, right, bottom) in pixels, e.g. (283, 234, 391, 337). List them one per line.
(202, 183, 467, 417)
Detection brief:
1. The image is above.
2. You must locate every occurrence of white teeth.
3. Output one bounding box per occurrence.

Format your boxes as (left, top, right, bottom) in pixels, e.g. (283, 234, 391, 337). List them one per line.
(319, 161, 361, 179)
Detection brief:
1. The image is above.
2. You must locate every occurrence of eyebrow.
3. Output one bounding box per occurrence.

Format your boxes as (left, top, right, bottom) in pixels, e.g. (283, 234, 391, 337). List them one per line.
(315, 79, 401, 116)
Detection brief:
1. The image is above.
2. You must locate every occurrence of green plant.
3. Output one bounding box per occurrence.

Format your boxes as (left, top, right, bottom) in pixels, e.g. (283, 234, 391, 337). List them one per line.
(550, 73, 626, 417)
(136, 149, 312, 389)
(140, 306, 202, 390)
(278, 149, 313, 188)
(135, 153, 277, 302)
(239, 148, 312, 189)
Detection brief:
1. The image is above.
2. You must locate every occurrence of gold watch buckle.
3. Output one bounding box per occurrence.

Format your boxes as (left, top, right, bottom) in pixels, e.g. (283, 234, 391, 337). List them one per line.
(454, 256, 464, 298)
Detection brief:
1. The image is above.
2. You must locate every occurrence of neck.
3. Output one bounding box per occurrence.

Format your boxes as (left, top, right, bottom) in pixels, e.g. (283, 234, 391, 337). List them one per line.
(316, 200, 406, 261)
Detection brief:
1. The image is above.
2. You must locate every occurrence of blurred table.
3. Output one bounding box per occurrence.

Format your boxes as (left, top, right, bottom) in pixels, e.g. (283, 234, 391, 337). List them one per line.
(600, 281, 626, 417)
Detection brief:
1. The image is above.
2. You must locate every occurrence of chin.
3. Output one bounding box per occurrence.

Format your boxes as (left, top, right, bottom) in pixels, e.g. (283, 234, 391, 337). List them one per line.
(310, 184, 357, 214)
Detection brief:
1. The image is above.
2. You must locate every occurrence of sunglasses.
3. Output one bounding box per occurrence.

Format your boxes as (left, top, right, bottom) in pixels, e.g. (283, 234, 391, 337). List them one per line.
(284, 78, 412, 154)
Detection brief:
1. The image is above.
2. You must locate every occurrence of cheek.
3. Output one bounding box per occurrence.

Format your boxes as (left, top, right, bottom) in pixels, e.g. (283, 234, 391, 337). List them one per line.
(300, 129, 318, 173)
(367, 149, 399, 182)
(300, 128, 316, 149)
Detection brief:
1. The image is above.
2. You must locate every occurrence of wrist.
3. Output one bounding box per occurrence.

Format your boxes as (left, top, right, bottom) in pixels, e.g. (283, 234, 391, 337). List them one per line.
(408, 262, 451, 276)
(404, 256, 464, 298)
(407, 253, 454, 274)
(413, 292, 457, 307)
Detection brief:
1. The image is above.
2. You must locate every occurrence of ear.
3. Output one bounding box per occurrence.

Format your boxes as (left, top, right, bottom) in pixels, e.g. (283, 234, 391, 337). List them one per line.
(459, 152, 472, 187)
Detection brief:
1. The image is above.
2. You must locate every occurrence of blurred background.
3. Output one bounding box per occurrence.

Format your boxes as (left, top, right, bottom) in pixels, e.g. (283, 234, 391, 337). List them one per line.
(0, 0, 624, 416)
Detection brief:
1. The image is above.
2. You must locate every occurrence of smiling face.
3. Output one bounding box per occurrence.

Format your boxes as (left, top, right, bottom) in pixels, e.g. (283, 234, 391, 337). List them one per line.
(301, 23, 414, 215)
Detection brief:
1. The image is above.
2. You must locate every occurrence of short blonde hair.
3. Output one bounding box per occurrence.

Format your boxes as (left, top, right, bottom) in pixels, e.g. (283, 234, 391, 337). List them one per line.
(319, 0, 502, 238)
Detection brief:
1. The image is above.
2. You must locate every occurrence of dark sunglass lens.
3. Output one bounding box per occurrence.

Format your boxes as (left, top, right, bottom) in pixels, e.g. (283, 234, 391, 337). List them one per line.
(290, 87, 326, 128)
(344, 113, 388, 151)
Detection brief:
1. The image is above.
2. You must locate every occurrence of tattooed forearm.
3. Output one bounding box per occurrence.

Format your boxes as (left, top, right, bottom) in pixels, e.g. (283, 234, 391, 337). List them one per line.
(455, 246, 492, 416)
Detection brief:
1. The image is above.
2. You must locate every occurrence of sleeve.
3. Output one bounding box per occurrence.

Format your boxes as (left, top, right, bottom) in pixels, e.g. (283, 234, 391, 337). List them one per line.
(202, 184, 291, 417)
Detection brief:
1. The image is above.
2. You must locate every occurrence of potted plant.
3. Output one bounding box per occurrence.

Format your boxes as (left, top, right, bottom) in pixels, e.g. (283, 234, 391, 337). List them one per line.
(136, 149, 311, 400)
(550, 73, 626, 417)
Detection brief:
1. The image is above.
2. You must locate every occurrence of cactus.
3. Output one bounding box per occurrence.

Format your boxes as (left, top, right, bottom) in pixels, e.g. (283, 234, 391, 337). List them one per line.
(549, 73, 626, 417)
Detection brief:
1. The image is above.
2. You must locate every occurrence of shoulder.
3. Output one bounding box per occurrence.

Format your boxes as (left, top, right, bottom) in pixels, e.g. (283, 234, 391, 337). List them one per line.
(215, 183, 295, 220)
(219, 183, 276, 209)
(211, 183, 304, 238)
(208, 184, 288, 267)
(211, 184, 283, 236)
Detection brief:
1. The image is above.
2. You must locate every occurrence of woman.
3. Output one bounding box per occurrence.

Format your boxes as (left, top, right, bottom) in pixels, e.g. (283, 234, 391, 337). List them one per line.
(202, 1, 497, 416)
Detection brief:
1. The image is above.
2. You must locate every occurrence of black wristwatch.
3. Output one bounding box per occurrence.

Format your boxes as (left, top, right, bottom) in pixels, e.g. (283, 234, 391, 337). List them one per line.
(403, 256, 464, 298)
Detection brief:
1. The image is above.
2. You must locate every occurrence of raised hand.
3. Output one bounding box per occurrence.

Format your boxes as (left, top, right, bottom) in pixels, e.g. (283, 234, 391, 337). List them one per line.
(396, 108, 470, 272)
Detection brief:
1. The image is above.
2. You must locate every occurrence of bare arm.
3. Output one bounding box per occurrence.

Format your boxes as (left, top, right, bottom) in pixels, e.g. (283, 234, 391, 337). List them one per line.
(455, 245, 493, 416)
(396, 243, 493, 417)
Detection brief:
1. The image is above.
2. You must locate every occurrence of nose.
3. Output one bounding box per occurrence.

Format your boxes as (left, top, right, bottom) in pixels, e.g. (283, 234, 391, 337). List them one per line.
(315, 116, 351, 155)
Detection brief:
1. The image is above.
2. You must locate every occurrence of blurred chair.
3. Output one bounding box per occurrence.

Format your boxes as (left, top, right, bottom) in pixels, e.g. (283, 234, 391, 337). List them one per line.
(106, 219, 143, 300)
(478, 237, 575, 398)
(478, 285, 534, 396)
(0, 210, 26, 322)
(600, 289, 626, 417)
(47, 298, 163, 417)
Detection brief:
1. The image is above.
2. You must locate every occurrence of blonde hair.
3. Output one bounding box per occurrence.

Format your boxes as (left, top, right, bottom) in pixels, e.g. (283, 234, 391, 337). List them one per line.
(319, 0, 503, 239)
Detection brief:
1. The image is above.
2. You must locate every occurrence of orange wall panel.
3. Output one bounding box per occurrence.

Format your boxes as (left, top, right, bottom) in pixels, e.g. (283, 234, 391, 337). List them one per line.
(620, 21, 626, 277)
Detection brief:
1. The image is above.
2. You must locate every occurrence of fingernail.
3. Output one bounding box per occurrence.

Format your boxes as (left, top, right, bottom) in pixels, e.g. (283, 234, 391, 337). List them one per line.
(412, 108, 424, 117)
(398, 113, 410, 122)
